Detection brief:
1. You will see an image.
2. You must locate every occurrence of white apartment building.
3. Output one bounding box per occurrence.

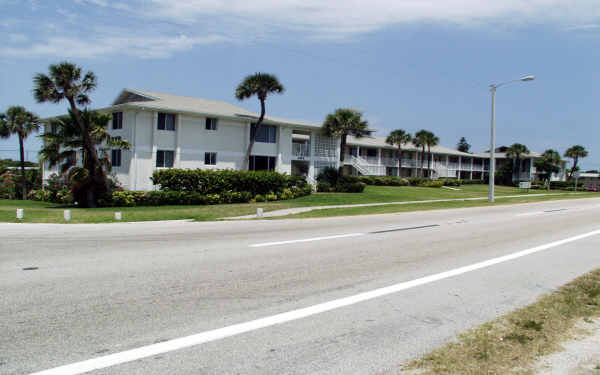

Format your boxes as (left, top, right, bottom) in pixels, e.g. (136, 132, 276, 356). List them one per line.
(42, 89, 567, 190)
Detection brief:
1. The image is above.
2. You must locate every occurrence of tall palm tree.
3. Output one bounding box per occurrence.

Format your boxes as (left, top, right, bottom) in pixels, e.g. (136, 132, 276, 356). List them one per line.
(385, 129, 412, 175)
(535, 149, 562, 190)
(505, 143, 530, 181)
(564, 145, 588, 179)
(235, 73, 285, 170)
(322, 108, 370, 178)
(0, 106, 41, 199)
(40, 109, 129, 200)
(424, 131, 440, 179)
(413, 130, 429, 178)
(33, 62, 106, 207)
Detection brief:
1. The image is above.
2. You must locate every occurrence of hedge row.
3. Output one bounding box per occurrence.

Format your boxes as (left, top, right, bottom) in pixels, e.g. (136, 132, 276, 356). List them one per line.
(151, 169, 307, 195)
(316, 181, 366, 193)
(355, 176, 461, 188)
(102, 185, 313, 207)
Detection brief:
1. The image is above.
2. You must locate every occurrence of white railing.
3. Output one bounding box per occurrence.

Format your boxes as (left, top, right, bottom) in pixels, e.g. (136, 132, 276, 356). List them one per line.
(401, 159, 418, 168)
(366, 156, 379, 164)
(381, 157, 398, 166)
(292, 143, 310, 158)
(448, 162, 459, 169)
(349, 155, 386, 176)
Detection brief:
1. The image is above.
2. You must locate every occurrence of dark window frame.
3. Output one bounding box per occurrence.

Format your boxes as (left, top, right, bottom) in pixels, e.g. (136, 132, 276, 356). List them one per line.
(112, 112, 123, 130)
(205, 117, 218, 131)
(157, 113, 176, 131)
(111, 149, 122, 167)
(249, 155, 276, 171)
(204, 152, 217, 165)
(252, 124, 277, 143)
(156, 150, 175, 168)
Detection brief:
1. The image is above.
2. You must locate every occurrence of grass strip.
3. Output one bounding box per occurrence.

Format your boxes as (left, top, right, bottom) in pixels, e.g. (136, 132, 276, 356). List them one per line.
(403, 268, 600, 374)
(279, 193, 595, 219)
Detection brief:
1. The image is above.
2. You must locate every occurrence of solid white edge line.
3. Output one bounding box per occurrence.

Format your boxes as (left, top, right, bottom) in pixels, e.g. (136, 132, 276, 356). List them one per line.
(249, 233, 365, 247)
(30, 229, 600, 375)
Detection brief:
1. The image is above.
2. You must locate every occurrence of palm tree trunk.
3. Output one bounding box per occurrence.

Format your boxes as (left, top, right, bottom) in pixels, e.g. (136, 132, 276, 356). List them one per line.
(243, 99, 266, 171)
(397, 146, 402, 176)
(427, 146, 432, 179)
(338, 134, 347, 180)
(421, 146, 425, 178)
(67, 97, 106, 208)
(18, 134, 27, 200)
(570, 156, 579, 179)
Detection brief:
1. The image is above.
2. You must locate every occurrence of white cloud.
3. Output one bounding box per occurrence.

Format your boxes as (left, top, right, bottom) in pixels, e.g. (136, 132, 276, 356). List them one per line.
(1, 33, 227, 59)
(145, 0, 600, 37)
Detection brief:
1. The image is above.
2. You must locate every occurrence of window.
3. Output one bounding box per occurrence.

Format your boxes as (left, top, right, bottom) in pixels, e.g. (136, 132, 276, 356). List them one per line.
(156, 150, 174, 168)
(50, 123, 58, 134)
(249, 156, 276, 171)
(205, 152, 217, 165)
(205, 117, 218, 131)
(112, 112, 123, 129)
(111, 149, 122, 167)
(252, 124, 277, 143)
(157, 113, 176, 131)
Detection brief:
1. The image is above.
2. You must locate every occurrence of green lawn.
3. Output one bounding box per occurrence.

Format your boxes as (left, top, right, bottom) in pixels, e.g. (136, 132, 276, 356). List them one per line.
(0, 185, 593, 223)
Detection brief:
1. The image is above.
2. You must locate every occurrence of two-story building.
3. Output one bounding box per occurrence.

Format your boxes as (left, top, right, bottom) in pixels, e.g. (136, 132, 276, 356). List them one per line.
(42, 89, 567, 189)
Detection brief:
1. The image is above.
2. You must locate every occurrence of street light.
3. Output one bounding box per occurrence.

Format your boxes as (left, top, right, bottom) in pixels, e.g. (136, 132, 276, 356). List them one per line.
(488, 75, 535, 203)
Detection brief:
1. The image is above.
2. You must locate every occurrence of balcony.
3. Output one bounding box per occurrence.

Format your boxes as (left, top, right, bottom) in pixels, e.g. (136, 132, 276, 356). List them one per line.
(292, 143, 310, 158)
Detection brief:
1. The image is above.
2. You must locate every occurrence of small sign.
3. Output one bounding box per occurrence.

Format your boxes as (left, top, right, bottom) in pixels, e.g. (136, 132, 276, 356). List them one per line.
(519, 181, 531, 189)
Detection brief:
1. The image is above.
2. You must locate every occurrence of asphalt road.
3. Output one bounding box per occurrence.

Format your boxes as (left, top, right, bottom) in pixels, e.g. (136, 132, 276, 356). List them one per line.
(2, 198, 600, 375)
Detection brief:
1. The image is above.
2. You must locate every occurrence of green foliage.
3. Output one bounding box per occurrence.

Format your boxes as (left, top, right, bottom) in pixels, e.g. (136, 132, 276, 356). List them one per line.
(419, 180, 445, 188)
(461, 179, 485, 185)
(316, 167, 339, 186)
(266, 193, 278, 201)
(317, 181, 333, 192)
(457, 137, 471, 153)
(442, 179, 462, 187)
(254, 194, 265, 202)
(335, 182, 366, 193)
(151, 169, 306, 197)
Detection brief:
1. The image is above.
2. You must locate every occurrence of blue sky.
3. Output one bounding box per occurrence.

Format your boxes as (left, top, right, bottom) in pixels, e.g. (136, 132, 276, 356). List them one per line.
(1, 0, 599, 170)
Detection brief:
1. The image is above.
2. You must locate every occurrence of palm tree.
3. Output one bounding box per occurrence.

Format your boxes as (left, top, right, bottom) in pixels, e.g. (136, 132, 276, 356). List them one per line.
(40, 109, 129, 200)
(564, 145, 588, 179)
(535, 149, 562, 190)
(0, 106, 41, 199)
(33, 62, 106, 207)
(505, 143, 530, 181)
(385, 130, 412, 175)
(322, 108, 370, 178)
(413, 130, 429, 178)
(424, 131, 440, 179)
(235, 73, 285, 170)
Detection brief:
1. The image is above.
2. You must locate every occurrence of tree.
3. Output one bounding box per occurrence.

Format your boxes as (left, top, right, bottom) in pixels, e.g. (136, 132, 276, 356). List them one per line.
(322, 108, 370, 179)
(424, 131, 440, 179)
(505, 143, 530, 181)
(34, 62, 107, 207)
(40, 109, 129, 202)
(413, 130, 429, 178)
(0, 106, 41, 199)
(564, 145, 588, 179)
(535, 149, 561, 190)
(235, 73, 285, 170)
(385, 130, 412, 175)
(457, 137, 471, 153)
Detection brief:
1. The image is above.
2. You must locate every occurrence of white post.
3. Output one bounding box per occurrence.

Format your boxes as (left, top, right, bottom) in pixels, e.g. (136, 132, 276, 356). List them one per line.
(64, 210, 71, 221)
(489, 85, 496, 203)
(458, 156, 462, 180)
(256, 208, 264, 218)
(16, 208, 23, 220)
(115, 212, 122, 220)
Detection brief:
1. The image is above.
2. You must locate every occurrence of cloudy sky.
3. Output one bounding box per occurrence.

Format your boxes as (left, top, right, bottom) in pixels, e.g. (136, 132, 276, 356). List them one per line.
(1, 0, 599, 169)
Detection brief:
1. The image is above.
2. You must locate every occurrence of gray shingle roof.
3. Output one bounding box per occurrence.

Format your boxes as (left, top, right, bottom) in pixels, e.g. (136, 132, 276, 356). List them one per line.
(346, 136, 476, 157)
(110, 89, 320, 129)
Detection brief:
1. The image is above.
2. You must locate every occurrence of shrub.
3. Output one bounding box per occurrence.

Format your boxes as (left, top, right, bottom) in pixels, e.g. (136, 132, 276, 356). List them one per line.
(408, 177, 426, 186)
(419, 180, 444, 188)
(316, 167, 339, 186)
(317, 181, 333, 192)
(254, 194, 265, 202)
(335, 182, 366, 193)
(443, 179, 462, 187)
(266, 193, 278, 201)
(151, 169, 300, 196)
(280, 188, 294, 200)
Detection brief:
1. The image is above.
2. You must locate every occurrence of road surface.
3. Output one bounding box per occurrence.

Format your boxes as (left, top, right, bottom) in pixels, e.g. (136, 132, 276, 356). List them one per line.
(2, 197, 600, 374)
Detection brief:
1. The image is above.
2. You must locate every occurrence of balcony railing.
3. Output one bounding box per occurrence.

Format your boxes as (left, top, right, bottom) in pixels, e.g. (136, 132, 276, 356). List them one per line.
(292, 143, 310, 158)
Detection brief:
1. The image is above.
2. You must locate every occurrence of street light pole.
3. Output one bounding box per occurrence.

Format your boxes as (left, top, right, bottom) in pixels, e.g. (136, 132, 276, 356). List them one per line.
(488, 75, 535, 203)
(489, 85, 496, 203)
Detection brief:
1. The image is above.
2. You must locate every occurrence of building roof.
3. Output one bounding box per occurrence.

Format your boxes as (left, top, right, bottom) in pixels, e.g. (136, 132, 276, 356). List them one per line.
(346, 136, 476, 157)
(109, 88, 320, 129)
(579, 173, 600, 178)
(473, 151, 542, 158)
